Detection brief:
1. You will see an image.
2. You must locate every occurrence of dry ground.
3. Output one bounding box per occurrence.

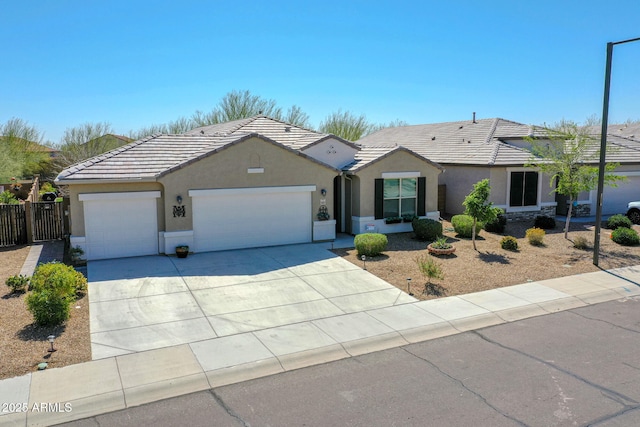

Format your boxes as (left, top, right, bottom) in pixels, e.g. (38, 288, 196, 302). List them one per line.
(334, 219, 640, 299)
(0, 245, 91, 380)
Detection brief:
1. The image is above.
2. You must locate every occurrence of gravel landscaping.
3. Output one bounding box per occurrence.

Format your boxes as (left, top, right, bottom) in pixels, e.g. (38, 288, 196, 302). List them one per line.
(334, 218, 640, 299)
(0, 245, 91, 380)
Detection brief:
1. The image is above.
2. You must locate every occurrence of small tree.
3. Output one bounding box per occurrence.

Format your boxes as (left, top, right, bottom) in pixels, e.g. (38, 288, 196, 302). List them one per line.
(463, 179, 500, 250)
(526, 120, 624, 239)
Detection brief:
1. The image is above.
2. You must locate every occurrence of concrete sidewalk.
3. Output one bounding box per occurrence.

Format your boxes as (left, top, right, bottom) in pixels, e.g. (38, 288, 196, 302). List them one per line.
(2, 244, 639, 426)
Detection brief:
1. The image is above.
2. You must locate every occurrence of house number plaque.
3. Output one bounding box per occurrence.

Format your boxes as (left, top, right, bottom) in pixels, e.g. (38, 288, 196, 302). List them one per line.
(173, 206, 186, 217)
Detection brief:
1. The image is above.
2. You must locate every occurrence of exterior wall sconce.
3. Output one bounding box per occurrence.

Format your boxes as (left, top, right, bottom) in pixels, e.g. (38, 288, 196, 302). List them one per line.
(176, 195, 183, 205)
(321, 189, 327, 196)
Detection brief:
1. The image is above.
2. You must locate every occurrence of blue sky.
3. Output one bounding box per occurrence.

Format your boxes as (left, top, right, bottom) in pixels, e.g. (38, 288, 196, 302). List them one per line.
(2, 0, 640, 143)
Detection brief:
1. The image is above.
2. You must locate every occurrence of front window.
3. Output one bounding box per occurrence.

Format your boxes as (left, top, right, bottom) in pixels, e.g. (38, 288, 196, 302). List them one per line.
(510, 171, 538, 207)
(383, 178, 416, 217)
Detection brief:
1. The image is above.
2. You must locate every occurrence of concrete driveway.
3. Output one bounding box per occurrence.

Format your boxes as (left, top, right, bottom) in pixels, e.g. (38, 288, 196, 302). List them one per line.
(88, 243, 416, 359)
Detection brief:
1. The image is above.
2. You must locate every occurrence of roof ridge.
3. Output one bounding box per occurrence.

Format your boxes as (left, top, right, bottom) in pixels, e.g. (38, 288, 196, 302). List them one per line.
(250, 115, 325, 136)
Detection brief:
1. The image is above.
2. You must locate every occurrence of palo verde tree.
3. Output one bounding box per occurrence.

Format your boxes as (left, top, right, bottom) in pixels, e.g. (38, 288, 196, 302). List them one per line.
(191, 90, 310, 128)
(526, 120, 624, 239)
(0, 118, 52, 181)
(463, 179, 501, 250)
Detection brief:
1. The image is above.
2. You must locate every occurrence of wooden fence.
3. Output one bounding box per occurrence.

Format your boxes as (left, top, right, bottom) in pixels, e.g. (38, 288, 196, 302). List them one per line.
(0, 204, 28, 246)
(0, 201, 65, 247)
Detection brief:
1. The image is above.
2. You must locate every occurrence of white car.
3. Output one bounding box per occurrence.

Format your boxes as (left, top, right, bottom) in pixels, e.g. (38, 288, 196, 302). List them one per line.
(627, 201, 640, 224)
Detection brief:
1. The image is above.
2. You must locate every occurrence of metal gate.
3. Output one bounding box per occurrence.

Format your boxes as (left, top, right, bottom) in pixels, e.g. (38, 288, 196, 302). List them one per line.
(0, 204, 27, 246)
(31, 201, 64, 241)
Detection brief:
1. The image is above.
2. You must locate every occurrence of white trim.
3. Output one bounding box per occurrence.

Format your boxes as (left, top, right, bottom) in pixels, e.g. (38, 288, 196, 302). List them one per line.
(189, 185, 316, 197)
(79, 191, 161, 201)
(540, 201, 557, 207)
(381, 171, 421, 178)
(247, 168, 264, 174)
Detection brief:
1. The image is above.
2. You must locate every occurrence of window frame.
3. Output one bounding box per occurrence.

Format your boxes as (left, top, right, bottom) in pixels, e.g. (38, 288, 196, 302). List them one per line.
(506, 168, 541, 212)
(382, 177, 417, 218)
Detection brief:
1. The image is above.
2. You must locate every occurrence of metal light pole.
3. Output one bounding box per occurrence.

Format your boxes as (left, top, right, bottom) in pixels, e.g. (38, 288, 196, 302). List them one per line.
(593, 37, 640, 266)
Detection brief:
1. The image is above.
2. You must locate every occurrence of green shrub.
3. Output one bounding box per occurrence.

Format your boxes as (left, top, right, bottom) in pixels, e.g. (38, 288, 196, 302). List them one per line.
(525, 227, 545, 246)
(451, 215, 484, 238)
(607, 214, 633, 230)
(6, 275, 30, 293)
(354, 233, 388, 257)
(30, 262, 87, 298)
(0, 190, 19, 204)
(26, 289, 71, 326)
(573, 236, 589, 250)
(416, 254, 444, 283)
(500, 236, 519, 251)
(534, 215, 556, 230)
(484, 214, 507, 233)
(412, 218, 442, 241)
(611, 227, 640, 246)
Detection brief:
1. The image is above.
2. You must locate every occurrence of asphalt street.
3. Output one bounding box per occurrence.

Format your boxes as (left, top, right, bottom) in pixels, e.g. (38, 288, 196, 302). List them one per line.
(57, 296, 640, 427)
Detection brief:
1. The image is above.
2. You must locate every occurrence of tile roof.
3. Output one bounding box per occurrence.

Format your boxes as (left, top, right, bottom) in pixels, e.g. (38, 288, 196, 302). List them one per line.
(56, 134, 242, 181)
(343, 145, 444, 173)
(56, 116, 366, 183)
(357, 118, 539, 166)
(185, 115, 346, 150)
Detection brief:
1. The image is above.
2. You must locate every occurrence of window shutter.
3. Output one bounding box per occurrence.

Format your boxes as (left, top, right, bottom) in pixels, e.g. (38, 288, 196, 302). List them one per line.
(417, 177, 426, 216)
(374, 179, 384, 219)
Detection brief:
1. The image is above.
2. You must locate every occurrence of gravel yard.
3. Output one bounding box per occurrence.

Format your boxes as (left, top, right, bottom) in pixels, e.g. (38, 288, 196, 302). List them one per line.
(0, 245, 91, 380)
(334, 219, 640, 299)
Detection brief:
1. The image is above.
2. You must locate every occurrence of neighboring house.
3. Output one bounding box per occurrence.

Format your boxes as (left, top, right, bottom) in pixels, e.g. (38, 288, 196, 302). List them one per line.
(357, 117, 640, 219)
(55, 116, 443, 260)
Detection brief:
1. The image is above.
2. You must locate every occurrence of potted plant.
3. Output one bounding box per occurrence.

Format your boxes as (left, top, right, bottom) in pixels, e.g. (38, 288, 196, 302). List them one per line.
(175, 245, 189, 258)
(385, 216, 402, 224)
(427, 237, 456, 256)
(402, 214, 418, 223)
(317, 206, 330, 221)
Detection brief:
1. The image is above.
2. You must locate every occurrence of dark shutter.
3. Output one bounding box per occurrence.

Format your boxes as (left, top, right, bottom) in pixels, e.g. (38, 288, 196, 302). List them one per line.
(374, 179, 384, 219)
(417, 177, 426, 216)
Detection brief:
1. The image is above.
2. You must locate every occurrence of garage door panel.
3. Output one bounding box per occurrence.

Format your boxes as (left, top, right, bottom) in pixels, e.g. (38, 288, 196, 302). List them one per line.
(193, 190, 312, 252)
(602, 176, 640, 215)
(83, 198, 158, 260)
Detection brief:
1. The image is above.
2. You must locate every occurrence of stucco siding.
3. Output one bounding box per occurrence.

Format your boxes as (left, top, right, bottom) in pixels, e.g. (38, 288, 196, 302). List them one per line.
(439, 166, 490, 214)
(158, 136, 338, 231)
(351, 151, 441, 217)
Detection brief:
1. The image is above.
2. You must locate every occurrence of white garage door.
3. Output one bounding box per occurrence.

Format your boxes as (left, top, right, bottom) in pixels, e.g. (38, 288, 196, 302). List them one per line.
(190, 186, 314, 252)
(602, 175, 640, 215)
(80, 191, 160, 260)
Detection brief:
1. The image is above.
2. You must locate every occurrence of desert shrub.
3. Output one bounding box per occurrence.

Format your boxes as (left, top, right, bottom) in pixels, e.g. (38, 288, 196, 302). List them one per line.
(354, 233, 388, 257)
(573, 236, 589, 250)
(26, 289, 71, 326)
(416, 254, 444, 283)
(525, 227, 545, 246)
(6, 275, 30, 293)
(451, 215, 484, 238)
(412, 218, 442, 241)
(607, 214, 632, 230)
(500, 236, 519, 251)
(484, 213, 507, 233)
(611, 227, 640, 246)
(534, 215, 556, 230)
(30, 262, 87, 298)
